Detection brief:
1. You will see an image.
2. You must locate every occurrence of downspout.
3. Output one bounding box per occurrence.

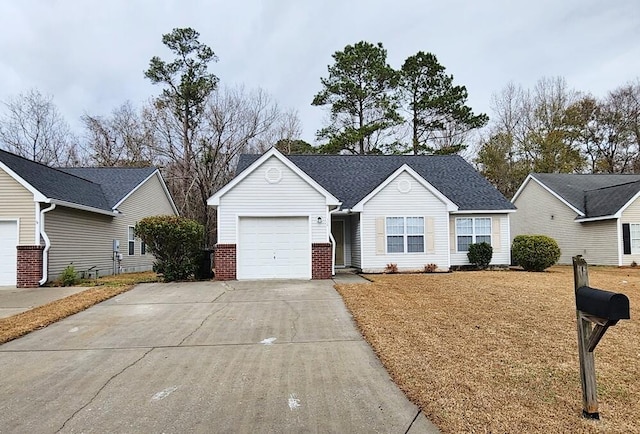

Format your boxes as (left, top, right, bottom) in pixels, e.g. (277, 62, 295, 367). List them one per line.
(38, 203, 56, 286)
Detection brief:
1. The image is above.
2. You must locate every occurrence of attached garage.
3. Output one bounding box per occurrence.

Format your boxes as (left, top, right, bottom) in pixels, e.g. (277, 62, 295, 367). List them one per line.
(0, 220, 18, 286)
(237, 216, 310, 279)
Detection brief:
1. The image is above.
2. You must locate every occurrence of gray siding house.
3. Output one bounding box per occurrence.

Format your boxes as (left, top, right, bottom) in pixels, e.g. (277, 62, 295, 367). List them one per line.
(208, 147, 516, 280)
(511, 173, 640, 266)
(0, 149, 177, 287)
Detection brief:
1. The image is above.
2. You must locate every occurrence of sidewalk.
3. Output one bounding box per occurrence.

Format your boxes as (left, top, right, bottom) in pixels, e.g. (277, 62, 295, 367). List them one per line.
(0, 286, 89, 319)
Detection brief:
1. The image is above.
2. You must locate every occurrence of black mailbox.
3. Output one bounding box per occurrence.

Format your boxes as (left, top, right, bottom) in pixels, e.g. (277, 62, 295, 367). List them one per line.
(576, 286, 630, 321)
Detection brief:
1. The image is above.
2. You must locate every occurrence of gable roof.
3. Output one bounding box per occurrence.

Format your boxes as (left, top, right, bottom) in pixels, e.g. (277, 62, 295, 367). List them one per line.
(0, 149, 163, 214)
(60, 167, 158, 208)
(518, 173, 640, 219)
(208, 147, 341, 207)
(235, 152, 515, 211)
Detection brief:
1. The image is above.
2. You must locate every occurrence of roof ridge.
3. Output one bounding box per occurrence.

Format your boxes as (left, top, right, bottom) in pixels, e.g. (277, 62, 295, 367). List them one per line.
(0, 148, 102, 186)
(584, 178, 640, 193)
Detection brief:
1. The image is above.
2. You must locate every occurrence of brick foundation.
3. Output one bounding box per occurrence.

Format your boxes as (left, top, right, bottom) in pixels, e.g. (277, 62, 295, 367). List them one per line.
(214, 244, 236, 280)
(16, 245, 44, 288)
(312, 243, 332, 279)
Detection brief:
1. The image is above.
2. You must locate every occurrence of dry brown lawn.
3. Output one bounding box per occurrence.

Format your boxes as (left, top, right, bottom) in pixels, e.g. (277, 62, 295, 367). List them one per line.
(335, 266, 639, 434)
(0, 272, 159, 345)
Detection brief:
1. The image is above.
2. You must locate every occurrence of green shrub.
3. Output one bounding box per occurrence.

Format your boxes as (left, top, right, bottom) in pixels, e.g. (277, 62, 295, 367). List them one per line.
(60, 264, 78, 287)
(134, 215, 205, 282)
(511, 235, 561, 272)
(467, 242, 493, 269)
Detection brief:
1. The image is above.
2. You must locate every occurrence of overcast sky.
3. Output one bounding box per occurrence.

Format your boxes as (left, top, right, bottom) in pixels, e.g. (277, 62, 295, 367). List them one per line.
(0, 0, 638, 145)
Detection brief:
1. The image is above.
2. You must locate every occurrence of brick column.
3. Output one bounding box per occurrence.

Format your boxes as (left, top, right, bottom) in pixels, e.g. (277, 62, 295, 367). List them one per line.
(16, 245, 44, 288)
(214, 244, 236, 280)
(312, 243, 332, 280)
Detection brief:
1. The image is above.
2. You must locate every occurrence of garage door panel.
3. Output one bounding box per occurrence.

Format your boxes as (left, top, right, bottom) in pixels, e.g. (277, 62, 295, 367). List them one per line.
(238, 217, 310, 280)
(0, 221, 18, 286)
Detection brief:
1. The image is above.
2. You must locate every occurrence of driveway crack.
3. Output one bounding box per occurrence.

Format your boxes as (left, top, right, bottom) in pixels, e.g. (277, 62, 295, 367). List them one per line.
(283, 301, 300, 342)
(178, 300, 228, 346)
(56, 347, 154, 433)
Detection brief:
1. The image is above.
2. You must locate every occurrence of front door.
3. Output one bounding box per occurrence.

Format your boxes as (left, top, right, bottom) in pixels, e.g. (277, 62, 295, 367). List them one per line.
(332, 220, 345, 267)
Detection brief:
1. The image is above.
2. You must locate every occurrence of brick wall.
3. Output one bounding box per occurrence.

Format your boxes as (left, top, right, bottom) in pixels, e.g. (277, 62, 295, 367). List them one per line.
(214, 244, 236, 280)
(17, 245, 44, 288)
(312, 243, 332, 280)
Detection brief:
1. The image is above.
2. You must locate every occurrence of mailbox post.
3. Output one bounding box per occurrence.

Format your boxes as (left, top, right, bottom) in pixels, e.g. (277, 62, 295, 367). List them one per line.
(572, 256, 630, 419)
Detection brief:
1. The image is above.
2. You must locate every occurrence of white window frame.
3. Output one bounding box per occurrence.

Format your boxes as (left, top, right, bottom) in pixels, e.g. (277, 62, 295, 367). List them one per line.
(631, 223, 640, 254)
(455, 217, 492, 252)
(385, 216, 425, 254)
(128, 226, 135, 256)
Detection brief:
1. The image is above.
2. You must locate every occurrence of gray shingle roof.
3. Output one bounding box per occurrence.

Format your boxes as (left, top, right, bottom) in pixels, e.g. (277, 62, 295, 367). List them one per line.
(237, 154, 515, 211)
(0, 149, 157, 212)
(60, 167, 157, 207)
(531, 173, 640, 218)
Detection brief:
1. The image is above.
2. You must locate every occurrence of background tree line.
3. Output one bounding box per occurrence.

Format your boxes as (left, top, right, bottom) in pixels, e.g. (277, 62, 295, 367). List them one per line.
(476, 77, 640, 198)
(0, 28, 300, 245)
(1, 31, 638, 243)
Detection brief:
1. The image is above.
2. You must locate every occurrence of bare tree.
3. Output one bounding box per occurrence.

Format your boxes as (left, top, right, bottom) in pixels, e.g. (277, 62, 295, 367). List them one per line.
(476, 77, 584, 196)
(82, 101, 156, 167)
(0, 88, 78, 165)
(145, 85, 301, 244)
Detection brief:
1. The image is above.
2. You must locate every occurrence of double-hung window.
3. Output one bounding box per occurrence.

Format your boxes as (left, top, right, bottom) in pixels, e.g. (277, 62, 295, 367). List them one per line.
(386, 217, 424, 253)
(456, 217, 491, 252)
(128, 226, 135, 256)
(631, 224, 640, 254)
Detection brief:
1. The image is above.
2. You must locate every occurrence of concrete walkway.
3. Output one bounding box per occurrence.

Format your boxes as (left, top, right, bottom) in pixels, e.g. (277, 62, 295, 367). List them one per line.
(0, 285, 89, 319)
(0, 279, 438, 433)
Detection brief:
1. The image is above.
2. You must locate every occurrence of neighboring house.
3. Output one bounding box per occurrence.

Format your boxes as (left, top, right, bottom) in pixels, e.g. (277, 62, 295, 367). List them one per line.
(207, 147, 515, 280)
(511, 173, 640, 266)
(0, 149, 178, 287)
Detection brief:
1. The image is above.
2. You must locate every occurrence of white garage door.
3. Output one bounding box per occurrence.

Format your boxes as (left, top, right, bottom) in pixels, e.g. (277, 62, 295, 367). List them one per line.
(238, 217, 310, 280)
(0, 221, 18, 286)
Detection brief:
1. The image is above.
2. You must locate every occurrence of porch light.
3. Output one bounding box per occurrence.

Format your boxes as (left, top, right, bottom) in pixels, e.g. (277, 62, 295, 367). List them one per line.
(317, 217, 323, 224)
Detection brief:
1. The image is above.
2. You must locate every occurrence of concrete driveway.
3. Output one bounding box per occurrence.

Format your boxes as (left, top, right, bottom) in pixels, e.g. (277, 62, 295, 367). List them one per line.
(0, 279, 438, 433)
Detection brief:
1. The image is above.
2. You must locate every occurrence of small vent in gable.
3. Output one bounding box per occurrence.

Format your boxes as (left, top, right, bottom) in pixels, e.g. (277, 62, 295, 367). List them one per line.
(265, 167, 282, 184)
(397, 179, 412, 193)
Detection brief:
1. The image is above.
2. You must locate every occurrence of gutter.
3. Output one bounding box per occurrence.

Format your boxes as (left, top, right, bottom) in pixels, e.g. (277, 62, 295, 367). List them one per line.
(38, 203, 56, 286)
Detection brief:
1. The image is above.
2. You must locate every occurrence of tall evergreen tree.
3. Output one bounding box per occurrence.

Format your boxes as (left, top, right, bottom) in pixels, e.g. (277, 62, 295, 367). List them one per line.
(399, 52, 488, 155)
(312, 41, 401, 154)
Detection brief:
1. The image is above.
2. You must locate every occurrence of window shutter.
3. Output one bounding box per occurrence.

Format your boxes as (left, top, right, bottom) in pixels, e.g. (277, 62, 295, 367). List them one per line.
(492, 218, 501, 253)
(376, 217, 385, 255)
(623, 223, 631, 255)
(450, 219, 456, 252)
(426, 217, 435, 253)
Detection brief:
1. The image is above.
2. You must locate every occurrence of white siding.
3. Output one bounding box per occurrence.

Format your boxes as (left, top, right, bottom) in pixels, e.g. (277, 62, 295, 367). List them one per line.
(621, 196, 640, 266)
(217, 156, 328, 244)
(360, 172, 450, 272)
(0, 168, 36, 245)
(449, 214, 511, 266)
(350, 214, 361, 269)
(115, 173, 178, 273)
(512, 180, 618, 265)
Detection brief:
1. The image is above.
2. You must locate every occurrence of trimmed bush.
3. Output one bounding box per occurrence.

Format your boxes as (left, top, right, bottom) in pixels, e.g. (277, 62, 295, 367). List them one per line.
(511, 235, 561, 272)
(385, 263, 398, 274)
(134, 215, 205, 281)
(467, 242, 493, 269)
(424, 263, 438, 273)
